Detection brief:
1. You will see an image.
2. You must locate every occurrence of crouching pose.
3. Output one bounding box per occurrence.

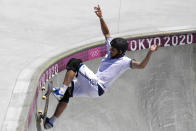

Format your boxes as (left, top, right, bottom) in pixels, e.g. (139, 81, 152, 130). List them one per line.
(44, 5, 159, 129)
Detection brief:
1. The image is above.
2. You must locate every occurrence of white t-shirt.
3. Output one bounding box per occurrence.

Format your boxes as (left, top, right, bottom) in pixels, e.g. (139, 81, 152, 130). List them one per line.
(96, 37, 132, 91)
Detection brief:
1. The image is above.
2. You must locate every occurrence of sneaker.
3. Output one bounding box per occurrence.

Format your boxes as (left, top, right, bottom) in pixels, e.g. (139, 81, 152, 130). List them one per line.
(44, 117, 53, 129)
(52, 87, 65, 100)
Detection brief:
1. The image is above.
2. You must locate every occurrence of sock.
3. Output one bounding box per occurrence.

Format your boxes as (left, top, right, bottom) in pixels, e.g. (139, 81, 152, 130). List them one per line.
(62, 84, 68, 90)
(49, 115, 57, 124)
(59, 84, 68, 95)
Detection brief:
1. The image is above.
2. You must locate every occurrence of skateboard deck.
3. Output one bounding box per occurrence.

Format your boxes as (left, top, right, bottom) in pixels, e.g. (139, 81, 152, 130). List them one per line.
(37, 81, 53, 129)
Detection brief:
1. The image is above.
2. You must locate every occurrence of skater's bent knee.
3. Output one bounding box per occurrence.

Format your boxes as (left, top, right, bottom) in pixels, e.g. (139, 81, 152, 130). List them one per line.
(66, 58, 83, 73)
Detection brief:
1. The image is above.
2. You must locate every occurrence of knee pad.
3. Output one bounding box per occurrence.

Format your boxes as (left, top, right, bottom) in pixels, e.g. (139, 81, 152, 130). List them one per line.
(59, 83, 74, 103)
(66, 58, 82, 73)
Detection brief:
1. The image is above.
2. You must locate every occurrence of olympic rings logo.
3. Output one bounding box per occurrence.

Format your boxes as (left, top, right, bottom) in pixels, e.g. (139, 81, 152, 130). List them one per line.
(89, 49, 99, 57)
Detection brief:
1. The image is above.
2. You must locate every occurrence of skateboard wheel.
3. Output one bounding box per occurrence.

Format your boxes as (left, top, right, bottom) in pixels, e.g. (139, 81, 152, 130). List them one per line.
(42, 96, 46, 100)
(41, 86, 46, 91)
(38, 110, 43, 115)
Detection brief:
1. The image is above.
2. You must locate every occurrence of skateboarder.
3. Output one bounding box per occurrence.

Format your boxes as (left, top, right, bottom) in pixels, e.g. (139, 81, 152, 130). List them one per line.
(44, 5, 160, 129)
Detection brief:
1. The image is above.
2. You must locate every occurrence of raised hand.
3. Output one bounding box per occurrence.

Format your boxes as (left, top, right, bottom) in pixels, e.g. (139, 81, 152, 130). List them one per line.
(94, 5, 102, 18)
(150, 44, 160, 52)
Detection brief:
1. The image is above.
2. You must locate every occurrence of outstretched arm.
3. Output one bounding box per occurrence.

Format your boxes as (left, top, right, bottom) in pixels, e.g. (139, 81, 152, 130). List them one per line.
(131, 44, 160, 69)
(94, 5, 110, 39)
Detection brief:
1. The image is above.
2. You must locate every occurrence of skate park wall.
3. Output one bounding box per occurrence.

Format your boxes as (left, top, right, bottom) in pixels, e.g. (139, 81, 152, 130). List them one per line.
(22, 30, 196, 131)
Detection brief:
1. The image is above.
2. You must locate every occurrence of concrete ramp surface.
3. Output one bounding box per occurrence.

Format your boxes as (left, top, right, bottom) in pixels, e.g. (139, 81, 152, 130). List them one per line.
(29, 40, 196, 131)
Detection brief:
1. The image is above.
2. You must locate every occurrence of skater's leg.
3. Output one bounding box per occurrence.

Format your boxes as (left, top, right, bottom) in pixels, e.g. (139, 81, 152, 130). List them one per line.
(63, 57, 82, 86)
(47, 86, 74, 128)
(45, 58, 82, 129)
(52, 70, 75, 117)
(54, 102, 68, 117)
(63, 70, 76, 86)
(53, 58, 82, 99)
(53, 70, 76, 99)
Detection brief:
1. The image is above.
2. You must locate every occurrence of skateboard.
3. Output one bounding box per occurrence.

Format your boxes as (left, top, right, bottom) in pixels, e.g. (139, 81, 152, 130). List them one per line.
(37, 81, 53, 129)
